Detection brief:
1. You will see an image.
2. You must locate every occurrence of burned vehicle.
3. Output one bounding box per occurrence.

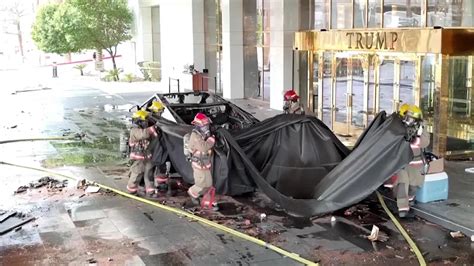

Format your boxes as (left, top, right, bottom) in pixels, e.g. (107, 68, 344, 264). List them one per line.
(141, 92, 259, 131)
(139, 92, 413, 217)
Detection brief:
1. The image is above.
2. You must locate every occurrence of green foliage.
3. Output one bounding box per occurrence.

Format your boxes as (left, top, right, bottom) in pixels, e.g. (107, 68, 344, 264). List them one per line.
(104, 68, 123, 82)
(32, 4, 82, 54)
(31, 0, 133, 71)
(123, 73, 134, 83)
(142, 61, 161, 81)
(73, 63, 87, 76)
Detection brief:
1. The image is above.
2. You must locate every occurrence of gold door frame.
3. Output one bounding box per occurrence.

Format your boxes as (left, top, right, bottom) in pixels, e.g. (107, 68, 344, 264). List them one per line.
(307, 50, 441, 148)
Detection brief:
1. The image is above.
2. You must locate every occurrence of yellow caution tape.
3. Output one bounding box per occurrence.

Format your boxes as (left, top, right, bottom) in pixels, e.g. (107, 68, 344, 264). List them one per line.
(0, 161, 319, 266)
(376, 191, 426, 266)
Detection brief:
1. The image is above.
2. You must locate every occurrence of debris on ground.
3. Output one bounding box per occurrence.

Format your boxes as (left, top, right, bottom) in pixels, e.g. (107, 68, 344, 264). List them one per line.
(465, 167, 474, 173)
(0, 211, 35, 235)
(85, 186, 100, 193)
(86, 258, 97, 264)
(0, 211, 17, 222)
(367, 225, 380, 241)
(77, 179, 87, 189)
(449, 231, 464, 238)
(14, 176, 68, 194)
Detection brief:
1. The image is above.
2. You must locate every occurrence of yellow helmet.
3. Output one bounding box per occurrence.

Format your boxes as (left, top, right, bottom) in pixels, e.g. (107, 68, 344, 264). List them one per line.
(399, 103, 410, 117)
(407, 104, 422, 120)
(148, 101, 165, 113)
(132, 109, 149, 121)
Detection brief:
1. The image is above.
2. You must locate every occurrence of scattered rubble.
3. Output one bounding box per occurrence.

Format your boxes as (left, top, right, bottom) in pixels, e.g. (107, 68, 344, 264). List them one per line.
(14, 176, 68, 194)
(449, 231, 464, 238)
(0, 211, 35, 235)
(85, 186, 100, 193)
(367, 225, 380, 242)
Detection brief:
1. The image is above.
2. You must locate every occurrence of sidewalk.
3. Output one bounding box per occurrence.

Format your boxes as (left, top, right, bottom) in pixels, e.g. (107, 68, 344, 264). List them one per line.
(23, 73, 474, 240)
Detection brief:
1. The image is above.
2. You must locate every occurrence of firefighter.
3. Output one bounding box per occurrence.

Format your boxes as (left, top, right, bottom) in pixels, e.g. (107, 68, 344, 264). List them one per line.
(184, 113, 216, 205)
(127, 109, 159, 197)
(148, 101, 165, 120)
(283, 89, 312, 115)
(147, 101, 169, 190)
(395, 104, 430, 218)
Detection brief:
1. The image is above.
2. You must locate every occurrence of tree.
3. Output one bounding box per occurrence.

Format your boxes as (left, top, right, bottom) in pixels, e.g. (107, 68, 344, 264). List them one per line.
(0, 0, 30, 62)
(67, 0, 133, 77)
(31, 0, 133, 81)
(32, 4, 82, 54)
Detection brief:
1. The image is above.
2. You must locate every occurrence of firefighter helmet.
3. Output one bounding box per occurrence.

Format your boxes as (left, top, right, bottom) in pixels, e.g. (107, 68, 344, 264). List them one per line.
(284, 90, 299, 101)
(148, 101, 165, 113)
(132, 109, 149, 121)
(191, 112, 211, 126)
(407, 104, 422, 120)
(399, 103, 410, 117)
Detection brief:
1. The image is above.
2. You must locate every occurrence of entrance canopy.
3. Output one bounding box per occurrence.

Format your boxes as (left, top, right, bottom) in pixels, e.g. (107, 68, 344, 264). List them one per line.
(293, 28, 474, 157)
(294, 28, 474, 55)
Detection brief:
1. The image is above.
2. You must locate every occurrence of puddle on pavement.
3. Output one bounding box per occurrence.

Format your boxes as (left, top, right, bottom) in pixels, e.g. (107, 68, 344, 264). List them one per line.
(217, 202, 244, 216)
(282, 216, 313, 229)
(301, 220, 379, 252)
(41, 136, 127, 167)
(141, 251, 190, 265)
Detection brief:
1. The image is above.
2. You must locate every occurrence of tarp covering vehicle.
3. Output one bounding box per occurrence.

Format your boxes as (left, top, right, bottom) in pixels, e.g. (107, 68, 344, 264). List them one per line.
(144, 92, 413, 217)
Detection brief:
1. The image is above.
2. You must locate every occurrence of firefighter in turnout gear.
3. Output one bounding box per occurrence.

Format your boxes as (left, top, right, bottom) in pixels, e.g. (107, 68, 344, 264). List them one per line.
(127, 109, 159, 197)
(184, 113, 216, 206)
(147, 101, 168, 189)
(394, 104, 430, 218)
(283, 89, 306, 115)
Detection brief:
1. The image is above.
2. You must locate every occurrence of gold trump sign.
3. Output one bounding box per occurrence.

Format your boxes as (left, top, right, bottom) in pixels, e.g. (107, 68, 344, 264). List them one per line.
(294, 28, 474, 55)
(346, 32, 398, 50)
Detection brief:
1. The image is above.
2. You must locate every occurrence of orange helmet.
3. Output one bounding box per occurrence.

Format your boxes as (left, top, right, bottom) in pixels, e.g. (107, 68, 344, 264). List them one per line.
(284, 90, 299, 101)
(191, 112, 211, 126)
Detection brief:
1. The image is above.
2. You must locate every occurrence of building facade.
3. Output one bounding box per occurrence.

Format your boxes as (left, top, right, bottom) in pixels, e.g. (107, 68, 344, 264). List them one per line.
(130, 0, 474, 157)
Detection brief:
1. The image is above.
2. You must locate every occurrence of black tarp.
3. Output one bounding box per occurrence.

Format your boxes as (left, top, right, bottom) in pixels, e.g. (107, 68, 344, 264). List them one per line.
(154, 112, 413, 217)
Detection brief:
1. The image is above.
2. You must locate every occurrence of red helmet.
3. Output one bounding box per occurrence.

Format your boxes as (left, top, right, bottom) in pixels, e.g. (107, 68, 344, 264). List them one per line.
(284, 90, 299, 101)
(191, 112, 211, 126)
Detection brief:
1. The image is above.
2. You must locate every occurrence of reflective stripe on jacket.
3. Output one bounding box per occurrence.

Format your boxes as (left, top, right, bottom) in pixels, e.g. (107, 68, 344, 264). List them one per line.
(188, 131, 215, 170)
(129, 126, 158, 160)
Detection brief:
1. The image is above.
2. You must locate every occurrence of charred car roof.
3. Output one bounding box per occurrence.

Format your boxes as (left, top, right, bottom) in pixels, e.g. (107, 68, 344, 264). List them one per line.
(139, 92, 259, 130)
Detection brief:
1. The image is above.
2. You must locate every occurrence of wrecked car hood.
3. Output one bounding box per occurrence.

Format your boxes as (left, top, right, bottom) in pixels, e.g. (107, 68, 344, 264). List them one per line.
(154, 112, 412, 217)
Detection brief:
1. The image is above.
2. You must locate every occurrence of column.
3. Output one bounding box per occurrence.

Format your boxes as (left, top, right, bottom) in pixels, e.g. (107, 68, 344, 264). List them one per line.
(269, 0, 300, 110)
(433, 54, 449, 156)
(221, 0, 245, 99)
(192, 0, 206, 71)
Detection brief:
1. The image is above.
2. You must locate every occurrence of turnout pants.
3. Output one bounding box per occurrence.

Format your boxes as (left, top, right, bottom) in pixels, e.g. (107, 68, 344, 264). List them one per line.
(395, 164, 425, 210)
(188, 168, 212, 198)
(128, 160, 155, 191)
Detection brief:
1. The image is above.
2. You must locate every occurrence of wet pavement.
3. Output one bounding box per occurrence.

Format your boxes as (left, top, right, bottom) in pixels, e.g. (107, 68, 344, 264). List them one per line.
(0, 77, 473, 265)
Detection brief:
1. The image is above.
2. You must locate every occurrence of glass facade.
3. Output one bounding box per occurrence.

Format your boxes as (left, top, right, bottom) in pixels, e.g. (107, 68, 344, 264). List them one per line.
(204, 0, 223, 95)
(298, 0, 474, 29)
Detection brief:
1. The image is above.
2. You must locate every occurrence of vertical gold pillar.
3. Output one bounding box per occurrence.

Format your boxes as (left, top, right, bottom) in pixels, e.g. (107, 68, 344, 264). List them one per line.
(373, 55, 380, 114)
(394, 58, 401, 110)
(318, 52, 324, 119)
(422, 0, 428, 27)
(308, 51, 314, 112)
(362, 55, 370, 127)
(347, 57, 354, 126)
(433, 54, 449, 157)
(415, 56, 422, 106)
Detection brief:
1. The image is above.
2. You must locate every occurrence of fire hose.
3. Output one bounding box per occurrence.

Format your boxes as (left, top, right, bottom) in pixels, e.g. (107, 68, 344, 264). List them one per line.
(0, 136, 427, 265)
(0, 161, 318, 265)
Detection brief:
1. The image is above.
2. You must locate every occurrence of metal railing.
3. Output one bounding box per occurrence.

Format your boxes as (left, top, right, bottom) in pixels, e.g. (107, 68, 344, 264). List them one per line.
(169, 77, 180, 93)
